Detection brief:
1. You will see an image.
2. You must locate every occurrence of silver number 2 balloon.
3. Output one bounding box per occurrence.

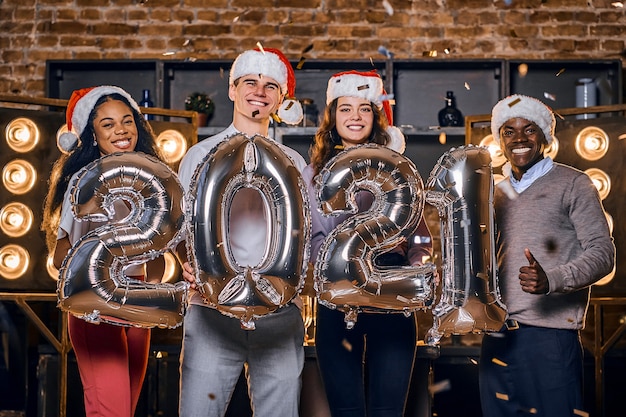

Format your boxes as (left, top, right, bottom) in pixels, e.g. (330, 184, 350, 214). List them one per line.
(57, 152, 189, 329)
(313, 144, 436, 329)
(186, 134, 310, 330)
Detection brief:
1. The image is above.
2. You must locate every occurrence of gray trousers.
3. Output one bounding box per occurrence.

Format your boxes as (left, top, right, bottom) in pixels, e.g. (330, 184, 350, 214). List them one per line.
(179, 303, 304, 417)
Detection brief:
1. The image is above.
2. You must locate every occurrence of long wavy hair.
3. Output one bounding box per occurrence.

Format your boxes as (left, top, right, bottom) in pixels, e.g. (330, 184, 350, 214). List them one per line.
(41, 92, 163, 253)
(309, 98, 390, 178)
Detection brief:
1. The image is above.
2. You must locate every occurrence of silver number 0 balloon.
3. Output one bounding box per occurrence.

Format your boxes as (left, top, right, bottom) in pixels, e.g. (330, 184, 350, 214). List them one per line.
(57, 152, 189, 329)
(186, 134, 310, 330)
(314, 144, 436, 328)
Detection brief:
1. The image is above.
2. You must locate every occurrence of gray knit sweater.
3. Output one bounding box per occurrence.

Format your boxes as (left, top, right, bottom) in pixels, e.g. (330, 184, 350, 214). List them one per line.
(494, 163, 615, 330)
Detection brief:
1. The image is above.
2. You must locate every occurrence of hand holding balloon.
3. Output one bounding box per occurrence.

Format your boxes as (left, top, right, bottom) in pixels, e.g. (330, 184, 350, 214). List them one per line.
(519, 248, 549, 294)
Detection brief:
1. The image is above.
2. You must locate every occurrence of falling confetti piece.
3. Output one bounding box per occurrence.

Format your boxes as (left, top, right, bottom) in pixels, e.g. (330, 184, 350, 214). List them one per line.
(252, 110, 260, 117)
(183, 39, 191, 46)
(341, 338, 353, 352)
(573, 409, 589, 417)
(162, 51, 176, 56)
(543, 92, 557, 101)
(495, 392, 509, 401)
(439, 132, 447, 145)
(256, 42, 265, 53)
(464, 82, 470, 90)
(382, 0, 394, 15)
(423, 50, 437, 57)
(429, 379, 451, 394)
(556, 68, 566, 77)
(518, 63, 528, 77)
(302, 44, 314, 54)
(444, 48, 451, 54)
(469, 358, 478, 365)
(379, 94, 394, 101)
(491, 357, 508, 367)
(233, 15, 240, 23)
(296, 57, 306, 70)
(507, 97, 521, 107)
(357, 84, 370, 91)
(378, 45, 392, 58)
(396, 295, 409, 302)
(208, 393, 216, 400)
(611, 2, 624, 7)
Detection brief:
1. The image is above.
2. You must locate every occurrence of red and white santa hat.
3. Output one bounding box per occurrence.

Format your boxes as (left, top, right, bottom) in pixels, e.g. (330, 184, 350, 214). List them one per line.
(491, 94, 556, 144)
(326, 70, 405, 153)
(58, 85, 141, 153)
(229, 47, 303, 126)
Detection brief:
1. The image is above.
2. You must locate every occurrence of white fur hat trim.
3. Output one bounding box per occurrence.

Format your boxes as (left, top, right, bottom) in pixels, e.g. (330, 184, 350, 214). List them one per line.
(326, 72, 385, 108)
(229, 50, 288, 93)
(277, 99, 303, 126)
(491, 94, 555, 144)
(386, 126, 406, 154)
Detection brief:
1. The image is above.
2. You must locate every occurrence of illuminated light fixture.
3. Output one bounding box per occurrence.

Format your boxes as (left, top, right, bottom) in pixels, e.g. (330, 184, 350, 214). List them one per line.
(156, 129, 188, 165)
(584, 168, 611, 200)
(0, 202, 34, 237)
(605, 212, 614, 234)
(5, 117, 40, 153)
(0, 244, 30, 279)
(478, 134, 507, 168)
(574, 126, 609, 161)
(162, 251, 179, 283)
(46, 254, 59, 280)
(544, 135, 559, 160)
(2, 159, 37, 195)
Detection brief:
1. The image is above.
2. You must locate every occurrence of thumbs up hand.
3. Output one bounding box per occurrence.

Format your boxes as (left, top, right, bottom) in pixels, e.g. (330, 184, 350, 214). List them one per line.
(518, 248, 550, 294)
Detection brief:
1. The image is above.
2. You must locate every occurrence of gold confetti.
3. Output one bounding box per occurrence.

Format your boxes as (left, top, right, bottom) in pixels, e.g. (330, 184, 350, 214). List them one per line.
(507, 97, 521, 107)
(296, 57, 306, 70)
(423, 50, 437, 57)
(357, 84, 370, 91)
(341, 338, 352, 352)
(464, 82, 470, 90)
(556, 68, 566, 76)
(438, 131, 446, 145)
(495, 392, 509, 401)
(382, 0, 394, 15)
(491, 357, 508, 367)
(252, 110, 260, 117)
(256, 41, 265, 53)
(208, 393, 216, 400)
(429, 379, 451, 394)
(573, 409, 589, 417)
(469, 358, 478, 365)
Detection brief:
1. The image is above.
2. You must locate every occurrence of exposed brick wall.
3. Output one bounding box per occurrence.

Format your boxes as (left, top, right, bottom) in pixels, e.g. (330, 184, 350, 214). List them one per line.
(0, 0, 624, 96)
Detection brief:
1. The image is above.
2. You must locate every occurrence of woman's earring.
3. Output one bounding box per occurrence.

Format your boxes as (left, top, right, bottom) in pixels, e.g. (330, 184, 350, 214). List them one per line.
(93, 135, 97, 147)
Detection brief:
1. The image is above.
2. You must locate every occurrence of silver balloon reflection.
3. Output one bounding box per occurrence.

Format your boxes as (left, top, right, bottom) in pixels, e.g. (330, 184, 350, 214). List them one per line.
(425, 145, 506, 344)
(57, 152, 189, 329)
(187, 134, 310, 329)
(314, 144, 436, 328)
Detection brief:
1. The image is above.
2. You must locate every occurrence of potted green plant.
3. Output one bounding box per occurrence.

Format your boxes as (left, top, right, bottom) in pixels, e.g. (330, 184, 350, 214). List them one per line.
(185, 92, 215, 126)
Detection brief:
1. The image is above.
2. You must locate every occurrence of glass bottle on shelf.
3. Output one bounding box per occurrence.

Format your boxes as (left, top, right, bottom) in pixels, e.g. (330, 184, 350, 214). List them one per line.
(140, 89, 154, 120)
(438, 91, 463, 127)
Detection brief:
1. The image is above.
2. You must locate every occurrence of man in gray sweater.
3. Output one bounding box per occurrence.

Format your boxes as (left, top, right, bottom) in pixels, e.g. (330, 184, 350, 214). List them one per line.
(479, 94, 615, 417)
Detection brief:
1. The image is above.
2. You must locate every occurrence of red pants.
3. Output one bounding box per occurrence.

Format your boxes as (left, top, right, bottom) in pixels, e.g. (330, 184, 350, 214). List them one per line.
(69, 315, 151, 417)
